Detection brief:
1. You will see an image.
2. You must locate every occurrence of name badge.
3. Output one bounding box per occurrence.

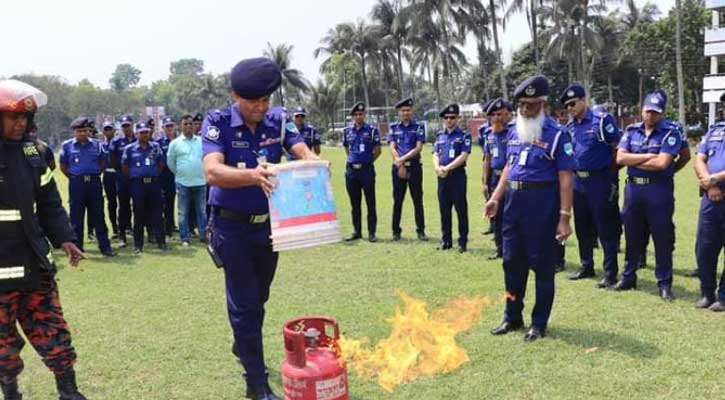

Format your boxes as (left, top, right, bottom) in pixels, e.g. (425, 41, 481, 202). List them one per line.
(145, 158, 151, 166)
(257, 156, 267, 164)
(359, 143, 365, 152)
(449, 147, 455, 159)
(492, 147, 499, 158)
(518, 150, 528, 166)
(237, 162, 246, 169)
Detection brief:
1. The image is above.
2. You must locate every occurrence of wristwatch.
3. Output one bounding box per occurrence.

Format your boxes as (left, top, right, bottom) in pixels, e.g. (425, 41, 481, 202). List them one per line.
(710, 175, 718, 186)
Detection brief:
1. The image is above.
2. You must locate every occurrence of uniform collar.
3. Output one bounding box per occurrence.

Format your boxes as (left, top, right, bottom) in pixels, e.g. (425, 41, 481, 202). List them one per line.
(445, 126, 461, 135)
(351, 122, 368, 131)
(71, 137, 91, 146)
(576, 108, 593, 124)
(398, 119, 416, 128)
(231, 103, 244, 128)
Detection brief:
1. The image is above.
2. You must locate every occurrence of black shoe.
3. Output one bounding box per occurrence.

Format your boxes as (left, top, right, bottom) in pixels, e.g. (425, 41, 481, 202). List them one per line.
(695, 295, 715, 309)
(524, 326, 546, 342)
(487, 252, 502, 260)
(437, 242, 452, 251)
(368, 234, 377, 243)
(659, 286, 675, 302)
(417, 232, 429, 241)
(568, 268, 595, 281)
(457, 244, 467, 253)
(554, 262, 566, 273)
(490, 320, 524, 335)
(158, 243, 169, 251)
(87, 233, 95, 242)
(148, 236, 157, 244)
(111, 232, 119, 240)
(592, 240, 600, 249)
(199, 237, 208, 244)
(683, 269, 699, 278)
(133, 247, 143, 255)
(345, 233, 362, 242)
(613, 279, 637, 291)
(1, 378, 22, 400)
(245, 384, 281, 400)
(596, 277, 617, 289)
(101, 250, 115, 258)
(709, 300, 725, 312)
(119, 233, 127, 248)
(55, 370, 87, 400)
(392, 233, 401, 241)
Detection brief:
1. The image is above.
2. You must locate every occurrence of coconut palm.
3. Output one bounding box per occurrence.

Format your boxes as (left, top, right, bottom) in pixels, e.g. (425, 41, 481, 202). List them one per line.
(371, 0, 412, 96)
(263, 43, 309, 107)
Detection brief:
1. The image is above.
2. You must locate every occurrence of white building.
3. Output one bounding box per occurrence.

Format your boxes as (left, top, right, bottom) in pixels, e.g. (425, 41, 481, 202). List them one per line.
(704, 1, 725, 124)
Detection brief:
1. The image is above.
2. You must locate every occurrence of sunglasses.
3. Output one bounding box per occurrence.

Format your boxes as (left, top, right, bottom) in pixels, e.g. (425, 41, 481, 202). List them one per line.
(443, 116, 457, 120)
(294, 115, 305, 118)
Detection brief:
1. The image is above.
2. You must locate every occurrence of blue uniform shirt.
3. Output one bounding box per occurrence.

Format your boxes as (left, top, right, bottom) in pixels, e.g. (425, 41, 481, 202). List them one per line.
(343, 123, 381, 164)
(567, 108, 621, 171)
(433, 127, 472, 166)
(202, 104, 304, 215)
(387, 120, 425, 163)
(482, 122, 514, 171)
(698, 121, 725, 180)
(155, 136, 172, 160)
(618, 120, 682, 178)
(288, 124, 320, 160)
(122, 141, 163, 179)
(506, 116, 577, 182)
(109, 135, 137, 168)
(477, 122, 489, 150)
(59, 138, 104, 176)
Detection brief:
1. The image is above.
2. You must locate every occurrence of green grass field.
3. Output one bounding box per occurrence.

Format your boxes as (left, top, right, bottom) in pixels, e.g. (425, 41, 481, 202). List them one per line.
(20, 146, 725, 399)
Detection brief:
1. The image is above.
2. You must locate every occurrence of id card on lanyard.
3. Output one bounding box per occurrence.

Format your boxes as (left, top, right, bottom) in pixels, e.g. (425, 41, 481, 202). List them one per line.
(518, 149, 529, 166)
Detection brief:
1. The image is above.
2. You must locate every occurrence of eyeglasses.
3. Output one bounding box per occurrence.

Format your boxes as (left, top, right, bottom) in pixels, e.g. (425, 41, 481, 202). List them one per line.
(443, 116, 457, 120)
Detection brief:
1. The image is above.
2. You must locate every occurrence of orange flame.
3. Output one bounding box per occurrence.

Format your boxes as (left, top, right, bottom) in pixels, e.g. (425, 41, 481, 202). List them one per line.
(338, 290, 491, 392)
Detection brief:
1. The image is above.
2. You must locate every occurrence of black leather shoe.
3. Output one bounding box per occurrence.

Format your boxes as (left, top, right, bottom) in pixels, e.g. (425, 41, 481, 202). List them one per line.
(490, 320, 524, 335)
(524, 326, 546, 342)
(568, 268, 595, 280)
(554, 262, 566, 273)
(345, 233, 362, 242)
(392, 233, 401, 241)
(417, 232, 429, 241)
(246, 384, 281, 400)
(695, 295, 715, 309)
(613, 279, 637, 291)
(101, 251, 115, 258)
(457, 244, 467, 253)
(683, 269, 699, 278)
(158, 243, 169, 251)
(709, 300, 725, 312)
(1, 378, 22, 400)
(659, 286, 675, 302)
(596, 277, 617, 289)
(133, 247, 143, 255)
(368, 234, 377, 243)
(487, 252, 502, 260)
(437, 242, 452, 251)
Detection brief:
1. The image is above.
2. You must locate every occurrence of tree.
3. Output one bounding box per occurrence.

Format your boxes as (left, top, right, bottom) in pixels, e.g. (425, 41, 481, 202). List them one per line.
(675, 0, 685, 125)
(488, 0, 509, 100)
(109, 63, 141, 92)
(371, 0, 411, 96)
(263, 43, 309, 106)
(170, 58, 205, 76)
(307, 80, 340, 132)
(503, 0, 543, 68)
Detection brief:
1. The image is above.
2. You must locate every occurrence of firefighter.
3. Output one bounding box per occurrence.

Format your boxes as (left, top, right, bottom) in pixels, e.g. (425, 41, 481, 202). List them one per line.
(0, 79, 87, 399)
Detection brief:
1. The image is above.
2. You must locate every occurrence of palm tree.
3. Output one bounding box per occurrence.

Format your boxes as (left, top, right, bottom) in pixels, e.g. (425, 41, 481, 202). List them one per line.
(617, 0, 659, 31)
(488, 0, 509, 100)
(263, 42, 309, 106)
(503, 0, 543, 68)
(371, 0, 411, 96)
(674, 0, 685, 125)
(591, 14, 624, 103)
(308, 80, 340, 131)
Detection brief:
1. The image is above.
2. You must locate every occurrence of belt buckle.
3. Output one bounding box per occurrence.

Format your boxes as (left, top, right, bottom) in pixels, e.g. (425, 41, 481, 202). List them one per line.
(510, 181, 522, 190)
(143, 177, 152, 184)
(250, 214, 269, 224)
(576, 171, 590, 178)
(83, 176, 91, 182)
(633, 177, 648, 185)
(353, 164, 362, 170)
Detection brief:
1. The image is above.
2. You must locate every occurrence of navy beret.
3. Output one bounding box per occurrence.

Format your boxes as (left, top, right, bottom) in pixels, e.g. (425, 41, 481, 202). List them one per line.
(486, 98, 512, 115)
(102, 121, 114, 129)
(514, 75, 549, 100)
(193, 113, 204, 122)
(119, 115, 134, 125)
(135, 122, 151, 133)
(439, 103, 460, 118)
(480, 99, 493, 114)
(292, 106, 307, 116)
(162, 117, 175, 126)
(394, 97, 413, 109)
(70, 116, 91, 130)
(643, 91, 666, 113)
(559, 84, 586, 104)
(350, 102, 366, 115)
(230, 57, 282, 99)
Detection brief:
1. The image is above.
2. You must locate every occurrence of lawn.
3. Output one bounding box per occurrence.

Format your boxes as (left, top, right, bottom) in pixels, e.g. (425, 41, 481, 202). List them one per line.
(20, 145, 724, 399)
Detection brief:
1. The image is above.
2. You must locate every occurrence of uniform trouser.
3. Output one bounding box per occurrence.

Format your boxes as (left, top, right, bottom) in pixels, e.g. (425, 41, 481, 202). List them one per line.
(129, 179, 165, 249)
(211, 216, 278, 388)
(696, 195, 725, 301)
(502, 185, 558, 329)
(391, 163, 425, 235)
(102, 171, 119, 233)
(489, 172, 503, 256)
(621, 181, 675, 288)
(345, 164, 377, 235)
(117, 176, 132, 235)
(0, 272, 77, 380)
(160, 169, 176, 236)
(69, 177, 111, 253)
(437, 170, 468, 247)
(573, 173, 622, 279)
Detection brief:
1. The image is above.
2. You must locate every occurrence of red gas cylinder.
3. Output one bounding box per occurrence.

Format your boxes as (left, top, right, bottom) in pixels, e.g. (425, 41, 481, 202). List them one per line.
(281, 316, 349, 400)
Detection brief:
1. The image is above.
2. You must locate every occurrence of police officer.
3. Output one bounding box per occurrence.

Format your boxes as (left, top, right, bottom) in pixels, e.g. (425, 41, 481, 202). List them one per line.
(692, 91, 725, 311)
(290, 106, 321, 158)
(109, 114, 136, 247)
(560, 84, 622, 288)
(343, 102, 381, 242)
(485, 75, 575, 341)
(156, 117, 177, 237)
(58, 117, 114, 257)
(388, 97, 427, 241)
(615, 90, 681, 301)
(478, 99, 496, 236)
(433, 104, 471, 253)
(193, 113, 204, 135)
(0, 79, 87, 400)
(202, 58, 320, 400)
(481, 98, 514, 259)
(100, 121, 119, 238)
(121, 122, 167, 254)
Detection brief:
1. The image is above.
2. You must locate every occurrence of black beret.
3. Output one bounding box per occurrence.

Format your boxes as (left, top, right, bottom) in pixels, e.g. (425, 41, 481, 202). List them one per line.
(230, 57, 282, 100)
(514, 75, 550, 100)
(486, 98, 512, 115)
(480, 99, 493, 114)
(70, 116, 91, 130)
(394, 97, 413, 109)
(193, 113, 204, 122)
(439, 103, 460, 118)
(350, 102, 366, 115)
(559, 84, 586, 104)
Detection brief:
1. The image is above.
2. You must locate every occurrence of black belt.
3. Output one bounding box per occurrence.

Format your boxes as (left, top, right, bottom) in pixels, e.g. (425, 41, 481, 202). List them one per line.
(626, 176, 671, 185)
(132, 177, 158, 184)
(492, 169, 503, 177)
(71, 174, 100, 182)
(507, 180, 555, 190)
(574, 169, 608, 179)
(213, 207, 269, 224)
(347, 163, 372, 170)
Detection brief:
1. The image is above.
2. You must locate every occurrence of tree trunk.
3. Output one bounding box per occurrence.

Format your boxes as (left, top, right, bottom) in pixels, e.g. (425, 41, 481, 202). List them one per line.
(638, 73, 644, 113)
(490, 0, 508, 100)
(396, 43, 405, 96)
(433, 67, 441, 109)
(675, 0, 686, 125)
(568, 58, 574, 83)
(359, 52, 370, 106)
(278, 87, 285, 107)
(531, 0, 539, 70)
(607, 73, 614, 105)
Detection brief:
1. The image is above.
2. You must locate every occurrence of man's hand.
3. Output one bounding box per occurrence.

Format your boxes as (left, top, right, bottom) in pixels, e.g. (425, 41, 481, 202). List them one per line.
(484, 199, 499, 218)
(437, 166, 449, 178)
(61, 242, 85, 267)
(252, 164, 277, 197)
(398, 165, 408, 180)
(393, 157, 403, 168)
(708, 186, 723, 202)
(555, 217, 572, 244)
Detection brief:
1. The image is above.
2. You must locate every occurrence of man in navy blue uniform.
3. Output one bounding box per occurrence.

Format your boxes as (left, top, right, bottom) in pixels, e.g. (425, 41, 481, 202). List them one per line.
(121, 122, 167, 254)
(433, 104, 472, 253)
(478, 99, 495, 236)
(614, 91, 681, 301)
(485, 75, 575, 341)
(481, 98, 513, 259)
(289, 106, 321, 158)
(109, 114, 136, 248)
(202, 57, 320, 400)
(388, 97, 428, 241)
(58, 117, 114, 257)
(193, 113, 203, 135)
(156, 116, 177, 237)
(560, 84, 622, 288)
(100, 121, 119, 239)
(692, 92, 725, 311)
(343, 102, 381, 242)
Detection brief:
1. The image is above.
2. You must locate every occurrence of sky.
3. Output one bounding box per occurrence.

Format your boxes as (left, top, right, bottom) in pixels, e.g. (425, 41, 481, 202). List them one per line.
(5, 0, 676, 88)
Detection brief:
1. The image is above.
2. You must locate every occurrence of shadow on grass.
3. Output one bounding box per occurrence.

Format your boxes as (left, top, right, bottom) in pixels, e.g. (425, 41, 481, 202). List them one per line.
(636, 276, 701, 302)
(552, 327, 661, 359)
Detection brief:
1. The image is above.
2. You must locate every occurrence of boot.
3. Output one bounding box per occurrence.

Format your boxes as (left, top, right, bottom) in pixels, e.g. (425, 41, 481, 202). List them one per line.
(245, 383, 281, 400)
(55, 369, 87, 400)
(1, 378, 21, 400)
